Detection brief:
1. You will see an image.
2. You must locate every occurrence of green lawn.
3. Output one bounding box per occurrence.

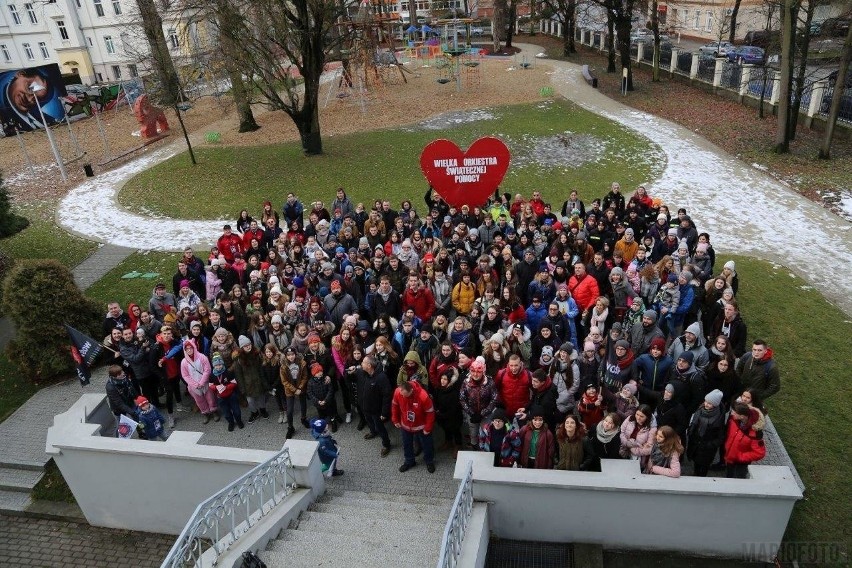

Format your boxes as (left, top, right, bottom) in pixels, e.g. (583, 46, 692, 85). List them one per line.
(729, 253, 852, 551)
(119, 99, 665, 218)
(85, 251, 181, 309)
(0, 203, 96, 268)
(0, 353, 38, 423)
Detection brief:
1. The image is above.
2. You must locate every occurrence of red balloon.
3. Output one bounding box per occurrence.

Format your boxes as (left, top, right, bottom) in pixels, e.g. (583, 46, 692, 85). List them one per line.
(420, 137, 511, 209)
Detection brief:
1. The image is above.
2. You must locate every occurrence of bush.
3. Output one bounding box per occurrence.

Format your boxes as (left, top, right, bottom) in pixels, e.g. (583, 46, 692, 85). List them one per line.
(0, 249, 12, 317)
(1, 260, 102, 381)
(0, 172, 29, 239)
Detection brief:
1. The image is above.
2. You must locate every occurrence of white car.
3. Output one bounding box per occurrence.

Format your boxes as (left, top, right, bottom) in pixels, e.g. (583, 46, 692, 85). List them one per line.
(698, 41, 734, 57)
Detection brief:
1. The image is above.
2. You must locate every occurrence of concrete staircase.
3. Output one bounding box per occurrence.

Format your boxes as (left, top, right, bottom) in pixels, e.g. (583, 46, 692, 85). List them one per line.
(0, 462, 44, 513)
(259, 489, 453, 567)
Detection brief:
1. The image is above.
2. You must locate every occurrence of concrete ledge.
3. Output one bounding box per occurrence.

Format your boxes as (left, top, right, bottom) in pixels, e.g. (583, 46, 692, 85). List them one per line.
(454, 452, 801, 561)
(458, 502, 489, 568)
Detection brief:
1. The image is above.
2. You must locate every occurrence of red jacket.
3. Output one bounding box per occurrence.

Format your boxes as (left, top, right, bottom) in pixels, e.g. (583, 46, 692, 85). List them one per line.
(242, 229, 265, 251)
(217, 233, 243, 263)
(391, 381, 436, 433)
(494, 365, 532, 416)
(401, 286, 436, 321)
(518, 424, 556, 469)
(568, 274, 600, 312)
(724, 416, 766, 465)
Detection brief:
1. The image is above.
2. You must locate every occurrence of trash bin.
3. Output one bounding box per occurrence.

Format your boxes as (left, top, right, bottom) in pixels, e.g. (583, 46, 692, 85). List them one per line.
(83, 164, 94, 177)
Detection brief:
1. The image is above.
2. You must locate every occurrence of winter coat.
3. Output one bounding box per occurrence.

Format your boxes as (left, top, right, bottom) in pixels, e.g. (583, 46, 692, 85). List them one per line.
(323, 292, 358, 329)
(736, 350, 780, 401)
(181, 343, 211, 394)
(119, 340, 153, 379)
(391, 381, 435, 433)
(460, 375, 498, 423)
(668, 327, 710, 371)
(307, 373, 335, 407)
(232, 348, 268, 398)
(137, 405, 166, 439)
(524, 304, 548, 335)
(280, 358, 309, 397)
(724, 412, 766, 465)
(686, 405, 727, 466)
(646, 447, 682, 477)
(209, 369, 238, 399)
(428, 353, 459, 392)
(580, 428, 622, 471)
(614, 394, 639, 423)
(432, 374, 463, 432)
(152, 335, 182, 381)
(551, 358, 580, 414)
(402, 286, 436, 322)
(568, 274, 600, 312)
(312, 432, 339, 469)
(651, 398, 688, 441)
(619, 415, 657, 468)
(397, 350, 429, 387)
(105, 377, 139, 417)
(668, 364, 707, 415)
(451, 281, 478, 315)
(634, 353, 674, 394)
(629, 321, 664, 356)
(494, 365, 532, 417)
(518, 424, 556, 469)
(479, 423, 522, 467)
(356, 368, 393, 417)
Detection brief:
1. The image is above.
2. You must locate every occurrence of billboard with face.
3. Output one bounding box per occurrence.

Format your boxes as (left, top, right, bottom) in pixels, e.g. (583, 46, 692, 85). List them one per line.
(0, 63, 67, 136)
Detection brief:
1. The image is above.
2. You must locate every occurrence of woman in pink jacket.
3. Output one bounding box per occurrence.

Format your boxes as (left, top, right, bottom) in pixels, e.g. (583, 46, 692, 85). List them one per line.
(180, 340, 218, 423)
(619, 404, 657, 470)
(645, 425, 683, 477)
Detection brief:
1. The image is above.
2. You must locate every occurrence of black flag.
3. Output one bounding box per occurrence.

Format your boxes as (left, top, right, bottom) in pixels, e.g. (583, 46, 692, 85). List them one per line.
(65, 325, 103, 386)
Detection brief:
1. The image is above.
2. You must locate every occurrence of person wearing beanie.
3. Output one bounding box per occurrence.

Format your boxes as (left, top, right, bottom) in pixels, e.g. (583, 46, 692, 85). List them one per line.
(135, 395, 170, 441)
(634, 336, 674, 404)
(517, 405, 556, 469)
(461, 356, 499, 448)
(232, 333, 270, 423)
(646, 382, 688, 443)
(478, 405, 522, 467)
(628, 307, 665, 356)
(527, 369, 558, 430)
(209, 352, 243, 431)
(615, 383, 639, 422)
(307, 361, 338, 432)
(600, 335, 635, 394)
(665, 347, 707, 416)
(668, 321, 709, 371)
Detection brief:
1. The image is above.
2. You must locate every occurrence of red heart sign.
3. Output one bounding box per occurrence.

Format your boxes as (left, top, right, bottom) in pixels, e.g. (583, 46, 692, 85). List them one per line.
(420, 137, 511, 209)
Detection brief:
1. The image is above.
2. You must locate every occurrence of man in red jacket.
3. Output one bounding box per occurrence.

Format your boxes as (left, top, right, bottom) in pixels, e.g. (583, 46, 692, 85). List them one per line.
(494, 355, 532, 417)
(216, 224, 243, 263)
(392, 380, 436, 473)
(569, 261, 600, 339)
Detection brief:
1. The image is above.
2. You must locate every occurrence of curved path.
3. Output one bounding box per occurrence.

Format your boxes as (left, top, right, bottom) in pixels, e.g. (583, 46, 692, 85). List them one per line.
(57, 47, 852, 317)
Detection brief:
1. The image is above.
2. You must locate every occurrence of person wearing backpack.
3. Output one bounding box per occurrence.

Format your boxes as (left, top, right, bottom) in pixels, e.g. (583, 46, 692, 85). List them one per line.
(735, 339, 780, 403)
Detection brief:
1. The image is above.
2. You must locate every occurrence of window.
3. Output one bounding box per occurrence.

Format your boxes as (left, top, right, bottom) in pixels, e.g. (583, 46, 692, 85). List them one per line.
(1, 44, 10, 62)
(693, 11, 700, 29)
(23, 42, 34, 60)
(112, 64, 121, 79)
(87, 36, 93, 46)
(96, 71, 103, 82)
(38, 41, 48, 58)
(128, 63, 138, 77)
(93, 0, 104, 17)
(104, 35, 115, 53)
(8, 4, 21, 25)
(57, 19, 70, 40)
(112, 0, 121, 14)
(25, 2, 36, 23)
(168, 28, 178, 49)
(706, 11, 713, 31)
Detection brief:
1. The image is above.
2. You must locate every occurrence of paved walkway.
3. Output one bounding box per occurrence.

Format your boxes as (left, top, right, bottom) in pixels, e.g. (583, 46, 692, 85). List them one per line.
(72, 244, 136, 290)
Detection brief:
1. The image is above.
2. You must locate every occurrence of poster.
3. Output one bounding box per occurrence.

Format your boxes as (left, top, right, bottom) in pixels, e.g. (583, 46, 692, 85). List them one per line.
(0, 63, 67, 136)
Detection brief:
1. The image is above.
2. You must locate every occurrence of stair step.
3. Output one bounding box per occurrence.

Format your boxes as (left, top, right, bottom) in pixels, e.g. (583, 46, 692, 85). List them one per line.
(0, 460, 44, 472)
(310, 496, 450, 517)
(270, 527, 439, 557)
(259, 547, 429, 568)
(0, 466, 45, 492)
(0, 488, 32, 512)
(324, 489, 453, 508)
(295, 510, 445, 537)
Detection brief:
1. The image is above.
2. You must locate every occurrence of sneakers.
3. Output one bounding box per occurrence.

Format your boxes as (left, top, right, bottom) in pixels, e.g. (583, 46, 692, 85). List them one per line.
(228, 422, 235, 432)
(331, 469, 344, 476)
(236, 420, 245, 429)
(399, 463, 415, 473)
(167, 414, 175, 429)
(364, 432, 377, 440)
(259, 408, 269, 420)
(345, 412, 352, 423)
(278, 412, 285, 424)
(247, 411, 259, 424)
(213, 412, 221, 422)
(427, 463, 436, 474)
(286, 426, 295, 439)
(203, 414, 211, 425)
(381, 446, 391, 458)
(356, 420, 367, 431)
(331, 419, 338, 433)
(301, 417, 310, 428)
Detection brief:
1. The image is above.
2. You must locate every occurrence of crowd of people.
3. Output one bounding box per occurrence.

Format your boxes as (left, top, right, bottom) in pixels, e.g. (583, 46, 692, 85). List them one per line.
(102, 184, 780, 478)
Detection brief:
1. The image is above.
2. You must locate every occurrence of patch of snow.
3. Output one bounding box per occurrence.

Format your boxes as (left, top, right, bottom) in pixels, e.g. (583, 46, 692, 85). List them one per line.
(840, 195, 852, 219)
(751, 163, 768, 172)
(406, 109, 497, 131)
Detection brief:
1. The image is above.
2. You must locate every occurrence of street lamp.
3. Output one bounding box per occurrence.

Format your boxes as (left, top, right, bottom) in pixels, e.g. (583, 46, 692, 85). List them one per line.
(29, 83, 68, 181)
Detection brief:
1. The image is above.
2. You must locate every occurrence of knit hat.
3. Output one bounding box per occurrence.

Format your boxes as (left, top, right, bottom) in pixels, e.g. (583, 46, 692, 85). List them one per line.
(724, 260, 736, 271)
(680, 270, 693, 282)
(529, 406, 546, 419)
(665, 383, 675, 394)
(667, 228, 678, 237)
(678, 351, 695, 364)
(311, 418, 327, 436)
(677, 240, 689, 251)
(540, 346, 554, 364)
(293, 276, 304, 289)
(559, 342, 574, 354)
(190, 320, 202, 329)
(615, 339, 630, 351)
(583, 341, 596, 353)
(624, 228, 634, 236)
(322, 262, 334, 272)
(268, 276, 280, 286)
(657, 213, 667, 221)
(643, 309, 658, 323)
(308, 333, 322, 345)
(470, 356, 486, 373)
(696, 243, 708, 253)
(491, 408, 507, 422)
(705, 389, 724, 407)
(271, 314, 283, 325)
(667, 273, 678, 283)
(310, 363, 324, 376)
(179, 279, 190, 288)
(335, 246, 345, 254)
(611, 322, 623, 332)
(211, 352, 225, 370)
(135, 396, 148, 406)
(621, 384, 637, 396)
(359, 236, 369, 247)
(650, 337, 666, 352)
(238, 335, 252, 348)
(489, 331, 505, 345)
(330, 280, 342, 291)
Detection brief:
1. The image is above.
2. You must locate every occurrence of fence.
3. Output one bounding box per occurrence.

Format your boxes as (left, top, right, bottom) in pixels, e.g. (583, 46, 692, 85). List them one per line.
(161, 447, 296, 568)
(436, 462, 475, 568)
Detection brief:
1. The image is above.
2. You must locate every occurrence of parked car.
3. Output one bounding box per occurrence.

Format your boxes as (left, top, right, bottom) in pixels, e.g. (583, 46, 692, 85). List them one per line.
(698, 41, 734, 57)
(727, 45, 766, 65)
(826, 67, 852, 89)
(820, 17, 850, 37)
(743, 30, 780, 49)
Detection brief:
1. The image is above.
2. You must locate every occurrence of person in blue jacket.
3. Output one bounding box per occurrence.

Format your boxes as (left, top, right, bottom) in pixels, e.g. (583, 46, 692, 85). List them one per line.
(311, 419, 344, 477)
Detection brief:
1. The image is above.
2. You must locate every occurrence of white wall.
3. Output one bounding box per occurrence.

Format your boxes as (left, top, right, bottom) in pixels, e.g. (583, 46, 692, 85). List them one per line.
(454, 452, 801, 562)
(46, 394, 325, 535)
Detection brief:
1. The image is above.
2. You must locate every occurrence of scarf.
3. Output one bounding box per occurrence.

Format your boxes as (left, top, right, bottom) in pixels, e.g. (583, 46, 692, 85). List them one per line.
(596, 420, 618, 444)
(693, 405, 724, 437)
(649, 442, 671, 469)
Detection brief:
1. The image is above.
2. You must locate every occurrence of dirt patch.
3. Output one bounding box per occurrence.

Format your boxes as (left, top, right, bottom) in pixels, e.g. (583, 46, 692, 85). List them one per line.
(1, 58, 550, 206)
(406, 108, 498, 131)
(512, 131, 607, 169)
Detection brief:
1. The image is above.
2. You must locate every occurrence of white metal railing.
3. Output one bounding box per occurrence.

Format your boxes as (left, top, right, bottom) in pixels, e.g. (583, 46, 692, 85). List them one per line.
(161, 447, 296, 568)
(436, 461, 475, 568)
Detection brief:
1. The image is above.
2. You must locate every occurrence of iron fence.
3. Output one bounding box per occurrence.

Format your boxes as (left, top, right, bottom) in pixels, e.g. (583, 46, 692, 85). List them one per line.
(436, 462, 475, 568)
(720, 61, 742, 89)
(696, 58, 715, 82)
(676, 52, 692, 75)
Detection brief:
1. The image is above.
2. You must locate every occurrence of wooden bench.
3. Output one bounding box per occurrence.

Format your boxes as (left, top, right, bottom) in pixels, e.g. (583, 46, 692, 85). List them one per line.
(582, 64, 598, 88)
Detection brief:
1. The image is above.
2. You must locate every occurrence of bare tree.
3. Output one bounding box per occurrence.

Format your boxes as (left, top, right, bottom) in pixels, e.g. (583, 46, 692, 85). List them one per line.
(819, 22, 852, 159)
(540, 0, 577, 56)
(728, 0, 743, 43)
(134, 0, 183, 104)
(773, 0, 796, 153)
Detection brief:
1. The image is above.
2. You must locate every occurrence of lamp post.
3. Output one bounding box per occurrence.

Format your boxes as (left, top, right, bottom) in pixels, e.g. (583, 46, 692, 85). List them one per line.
(29, 83, 68, 181)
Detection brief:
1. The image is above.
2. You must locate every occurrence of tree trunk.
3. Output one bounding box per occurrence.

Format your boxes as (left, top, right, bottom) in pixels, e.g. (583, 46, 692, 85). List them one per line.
(819, 23, 852, 159)
(529, 0, 536, 35)
(213, 0, 259, 133)
(606, 17, 616, 72)
(773, 0, 796, 153)
(616, 16, 633, 90)
(789, 1, 815, 141)
(728, 0, 743, 43)
(134, 0, 183, 105)
(566, 0, 576, 54)
(651, 0, 660, 81)
(506, 3, 517, 48)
